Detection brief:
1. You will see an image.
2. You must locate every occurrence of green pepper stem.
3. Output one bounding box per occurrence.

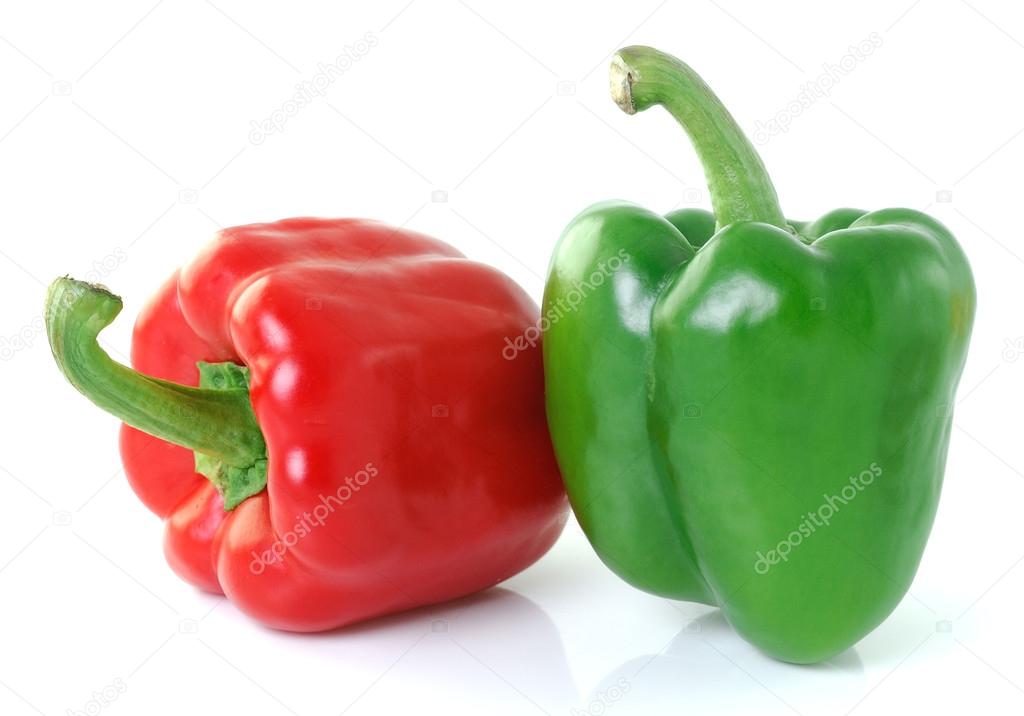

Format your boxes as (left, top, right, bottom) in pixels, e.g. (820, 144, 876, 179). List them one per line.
(45, 277, 265, 468)
(610, 46, 786, 229)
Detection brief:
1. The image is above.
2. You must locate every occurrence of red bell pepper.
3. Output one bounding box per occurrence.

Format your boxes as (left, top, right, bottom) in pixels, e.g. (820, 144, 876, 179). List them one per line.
(46, 218, 567, 631)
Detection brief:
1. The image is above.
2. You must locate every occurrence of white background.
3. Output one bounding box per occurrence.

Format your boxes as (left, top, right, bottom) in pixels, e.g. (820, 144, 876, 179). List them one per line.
(1, 0, 1022, 714)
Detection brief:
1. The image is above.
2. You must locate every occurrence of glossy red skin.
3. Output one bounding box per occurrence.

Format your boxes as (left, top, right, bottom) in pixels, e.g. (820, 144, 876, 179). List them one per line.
(118, 218, 568, 631)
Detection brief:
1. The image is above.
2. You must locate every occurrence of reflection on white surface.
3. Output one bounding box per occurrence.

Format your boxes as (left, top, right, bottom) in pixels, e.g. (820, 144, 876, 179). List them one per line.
(583, 610, 867, 715)
(368, 588, 581, 712)
(9, 514, 1010, 715)
(277, 586, 583, 714)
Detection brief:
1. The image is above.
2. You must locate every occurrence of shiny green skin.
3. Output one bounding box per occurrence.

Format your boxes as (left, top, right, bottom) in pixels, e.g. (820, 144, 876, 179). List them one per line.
(543, 202, 975, 663)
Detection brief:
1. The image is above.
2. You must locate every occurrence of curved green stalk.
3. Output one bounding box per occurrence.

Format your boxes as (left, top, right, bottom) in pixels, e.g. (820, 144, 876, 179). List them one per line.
(45, 277, 266, 508)
(610, 45, 786, 229)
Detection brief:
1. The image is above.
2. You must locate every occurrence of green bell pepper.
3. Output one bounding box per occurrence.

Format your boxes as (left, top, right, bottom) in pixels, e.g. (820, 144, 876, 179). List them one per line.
(543, 46, 975, 663)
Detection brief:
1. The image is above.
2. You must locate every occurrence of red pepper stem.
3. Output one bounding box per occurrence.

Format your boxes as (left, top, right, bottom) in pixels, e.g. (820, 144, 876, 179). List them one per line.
(610, 46, 786, 230)
(45, 277, 266, 468)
